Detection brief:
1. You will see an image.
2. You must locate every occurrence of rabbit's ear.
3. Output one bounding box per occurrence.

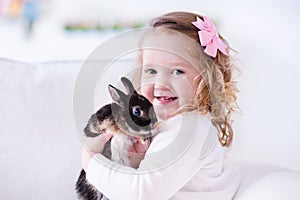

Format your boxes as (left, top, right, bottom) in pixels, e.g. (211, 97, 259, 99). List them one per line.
(121, 77, 137, 95)
(108, 84, 125, 104)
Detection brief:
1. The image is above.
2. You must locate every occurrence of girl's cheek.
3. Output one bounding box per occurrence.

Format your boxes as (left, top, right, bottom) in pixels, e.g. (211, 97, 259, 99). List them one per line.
(174, 80, 196, 103)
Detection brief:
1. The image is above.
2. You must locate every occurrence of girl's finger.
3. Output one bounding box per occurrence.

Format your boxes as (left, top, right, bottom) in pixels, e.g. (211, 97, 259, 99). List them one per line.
(134, 139, 150, 153)
(103, 131, 114, 140)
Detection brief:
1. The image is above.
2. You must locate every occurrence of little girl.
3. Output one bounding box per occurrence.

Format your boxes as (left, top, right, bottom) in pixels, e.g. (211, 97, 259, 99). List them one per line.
(81, 11, 240, 199)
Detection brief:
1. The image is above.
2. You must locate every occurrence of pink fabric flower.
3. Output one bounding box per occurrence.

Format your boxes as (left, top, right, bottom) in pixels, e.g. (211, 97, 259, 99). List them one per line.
(192, 16, 228, 58)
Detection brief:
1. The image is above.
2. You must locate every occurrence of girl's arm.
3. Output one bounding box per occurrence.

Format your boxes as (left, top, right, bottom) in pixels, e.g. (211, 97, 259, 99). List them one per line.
(86, 113, 216, 200)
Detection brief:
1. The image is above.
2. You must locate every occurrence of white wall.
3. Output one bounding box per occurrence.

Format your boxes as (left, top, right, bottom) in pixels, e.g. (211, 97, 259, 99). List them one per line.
(220, 1, 300, 171)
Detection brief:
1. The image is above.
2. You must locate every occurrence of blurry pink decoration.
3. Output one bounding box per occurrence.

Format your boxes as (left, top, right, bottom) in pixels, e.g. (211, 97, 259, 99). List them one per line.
(192, 16, 228, 58)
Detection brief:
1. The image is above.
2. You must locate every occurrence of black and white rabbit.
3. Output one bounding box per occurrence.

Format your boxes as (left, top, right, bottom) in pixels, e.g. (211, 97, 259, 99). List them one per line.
(75, 77, 160, 200)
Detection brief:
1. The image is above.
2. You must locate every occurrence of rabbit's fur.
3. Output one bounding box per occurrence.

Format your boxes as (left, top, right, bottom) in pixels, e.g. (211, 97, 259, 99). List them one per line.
(75, 77, 159, 200)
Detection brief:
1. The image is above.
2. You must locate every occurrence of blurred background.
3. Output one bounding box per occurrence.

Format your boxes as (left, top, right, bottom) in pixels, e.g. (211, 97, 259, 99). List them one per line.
(0, 0, 299, 170)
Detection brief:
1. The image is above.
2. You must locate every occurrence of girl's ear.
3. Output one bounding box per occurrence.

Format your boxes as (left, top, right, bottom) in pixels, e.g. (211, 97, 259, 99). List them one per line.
(121, 77, 137, 95)
(108, 85, 125, 104)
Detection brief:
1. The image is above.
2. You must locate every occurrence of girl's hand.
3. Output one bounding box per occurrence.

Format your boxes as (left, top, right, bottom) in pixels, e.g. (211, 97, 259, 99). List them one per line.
(81, 132, 113, 171)
(128, 138, 151, 168)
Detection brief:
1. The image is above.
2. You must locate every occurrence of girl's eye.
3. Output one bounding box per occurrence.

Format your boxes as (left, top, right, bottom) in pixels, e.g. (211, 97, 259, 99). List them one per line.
(172, 69, 184, 75)
(145, 69, 157, 75)
(132, 106, 143, 117)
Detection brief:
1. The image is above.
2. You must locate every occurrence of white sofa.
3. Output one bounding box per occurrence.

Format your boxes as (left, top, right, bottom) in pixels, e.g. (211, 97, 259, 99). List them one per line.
(1, 58, 299, 200)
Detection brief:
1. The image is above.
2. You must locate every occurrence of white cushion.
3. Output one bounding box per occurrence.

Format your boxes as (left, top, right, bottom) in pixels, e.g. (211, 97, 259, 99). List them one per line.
(0, 59, 83, 199)
(238, 170, 300, 200)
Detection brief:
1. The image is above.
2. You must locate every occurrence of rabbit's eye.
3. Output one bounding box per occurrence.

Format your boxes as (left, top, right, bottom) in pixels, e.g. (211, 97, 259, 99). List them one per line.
(132, 106, 143, 117)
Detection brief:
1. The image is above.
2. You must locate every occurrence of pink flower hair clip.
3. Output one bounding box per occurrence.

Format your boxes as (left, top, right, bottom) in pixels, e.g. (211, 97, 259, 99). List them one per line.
(192, 16, 228, 58)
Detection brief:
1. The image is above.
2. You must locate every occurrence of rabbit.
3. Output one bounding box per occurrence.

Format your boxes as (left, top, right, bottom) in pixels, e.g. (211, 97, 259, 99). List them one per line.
(75, 77, 160, 200)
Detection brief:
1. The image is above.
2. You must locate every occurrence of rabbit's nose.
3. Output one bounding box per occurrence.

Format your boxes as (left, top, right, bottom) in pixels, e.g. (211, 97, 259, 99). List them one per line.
(151, 121, 162, 129)
(150, 121, 156, 129)
(150, 117, 157, 127)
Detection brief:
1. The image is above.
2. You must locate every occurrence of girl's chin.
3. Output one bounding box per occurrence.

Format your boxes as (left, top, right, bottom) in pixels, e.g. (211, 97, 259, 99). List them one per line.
(153, 100, 179, 120)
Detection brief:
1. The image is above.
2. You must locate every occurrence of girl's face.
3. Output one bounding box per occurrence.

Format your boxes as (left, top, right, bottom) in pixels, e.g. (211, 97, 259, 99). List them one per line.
(141, 49, 200, 118)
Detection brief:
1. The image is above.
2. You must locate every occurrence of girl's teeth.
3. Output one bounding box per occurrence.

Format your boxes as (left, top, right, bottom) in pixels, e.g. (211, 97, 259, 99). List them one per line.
(158, 97, 176, 101)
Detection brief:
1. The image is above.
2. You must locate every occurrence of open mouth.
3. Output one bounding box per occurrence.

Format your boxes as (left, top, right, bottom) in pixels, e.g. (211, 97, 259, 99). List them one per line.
(154, 96, 178, 103)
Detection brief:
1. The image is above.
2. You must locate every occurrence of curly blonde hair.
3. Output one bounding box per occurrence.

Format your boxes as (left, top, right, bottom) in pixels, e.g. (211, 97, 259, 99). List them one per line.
(148, 11, 240, 146)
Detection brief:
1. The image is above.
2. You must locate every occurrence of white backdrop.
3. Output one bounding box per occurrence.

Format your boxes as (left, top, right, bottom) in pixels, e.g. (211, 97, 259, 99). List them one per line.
(0, 0, 299, 171)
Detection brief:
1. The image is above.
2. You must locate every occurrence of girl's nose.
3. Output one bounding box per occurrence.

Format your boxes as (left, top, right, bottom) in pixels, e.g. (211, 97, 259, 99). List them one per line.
(154, 83, 170, 90)
(153, 74, 171, 90)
